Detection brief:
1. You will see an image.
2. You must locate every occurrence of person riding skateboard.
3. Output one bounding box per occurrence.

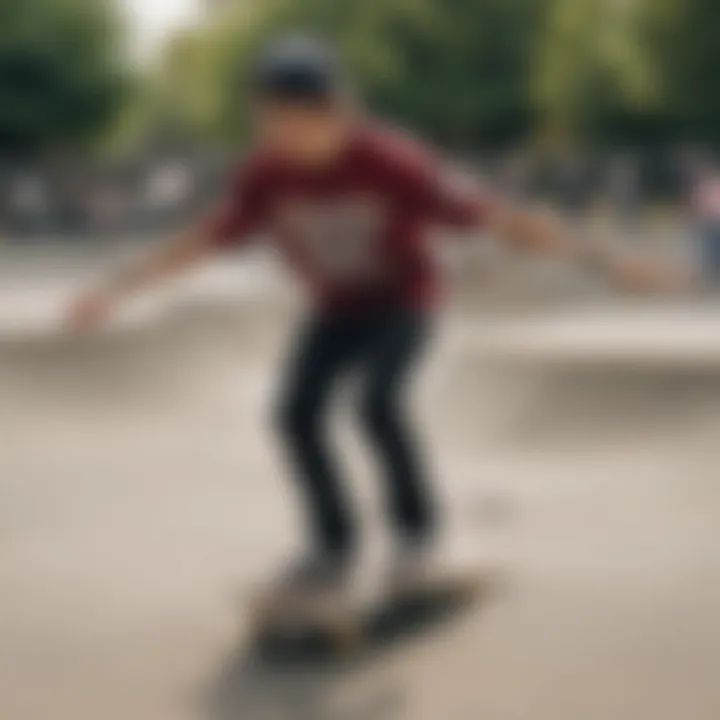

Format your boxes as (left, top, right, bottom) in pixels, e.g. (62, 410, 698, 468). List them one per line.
(66, 35, 686, 611)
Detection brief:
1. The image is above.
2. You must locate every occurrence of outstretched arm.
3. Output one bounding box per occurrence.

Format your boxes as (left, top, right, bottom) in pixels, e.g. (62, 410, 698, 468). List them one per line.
(65, 159, 269, 334)
(65, 227, 219, 333)
(484, 197, 691, 293)
(392, 142, 690, 294)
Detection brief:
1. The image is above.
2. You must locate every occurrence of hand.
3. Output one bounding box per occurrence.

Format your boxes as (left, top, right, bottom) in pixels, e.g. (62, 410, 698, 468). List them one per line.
(65, 285, 120, 334)
(605, 253, 693, 295)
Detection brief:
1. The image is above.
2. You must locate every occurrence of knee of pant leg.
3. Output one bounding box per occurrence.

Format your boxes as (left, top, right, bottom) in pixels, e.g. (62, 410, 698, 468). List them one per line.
(359, 388, 394, 437)
(275, 394, 316, 442)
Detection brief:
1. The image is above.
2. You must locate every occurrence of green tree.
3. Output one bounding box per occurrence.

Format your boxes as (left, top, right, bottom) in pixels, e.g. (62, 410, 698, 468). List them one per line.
(359, 0, 541, 148)
(534, 0, 661, 145)
(639, 0, 720, 141)
(159, 0, 720, 149)
(160, 0, 541, 149)
(0, 0, 130, 158)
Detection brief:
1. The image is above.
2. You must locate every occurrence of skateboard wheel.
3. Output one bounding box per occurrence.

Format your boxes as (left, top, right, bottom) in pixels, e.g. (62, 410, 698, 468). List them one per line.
(327, 619, 362, 654)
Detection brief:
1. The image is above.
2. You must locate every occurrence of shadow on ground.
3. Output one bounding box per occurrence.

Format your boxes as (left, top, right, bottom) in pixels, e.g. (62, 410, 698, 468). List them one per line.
(198, 580, 502, 720)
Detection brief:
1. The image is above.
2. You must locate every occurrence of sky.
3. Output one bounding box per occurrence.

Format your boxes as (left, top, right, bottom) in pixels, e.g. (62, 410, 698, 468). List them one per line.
(122, 0, 200, 61)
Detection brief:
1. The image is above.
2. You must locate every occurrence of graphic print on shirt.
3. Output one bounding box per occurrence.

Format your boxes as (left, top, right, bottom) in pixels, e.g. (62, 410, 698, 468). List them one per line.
(276, 196, 387, 282)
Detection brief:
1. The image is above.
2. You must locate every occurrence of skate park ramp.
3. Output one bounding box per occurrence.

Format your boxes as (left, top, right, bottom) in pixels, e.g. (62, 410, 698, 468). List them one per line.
(2, 255, 720, 720)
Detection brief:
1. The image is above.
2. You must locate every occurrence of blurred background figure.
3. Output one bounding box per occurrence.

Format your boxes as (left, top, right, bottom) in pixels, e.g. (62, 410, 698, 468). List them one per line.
(8, 171, 48, 238)
(606, 152, 641, 235)
(548, 150, 593, 224)
(498, 151, 536, 203)
(141, 158, 195, 232)
(689, 154, 720, 286)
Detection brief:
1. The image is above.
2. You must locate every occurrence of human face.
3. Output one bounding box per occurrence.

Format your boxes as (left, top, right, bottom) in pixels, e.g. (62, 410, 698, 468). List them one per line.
(255, 100, 351, 166)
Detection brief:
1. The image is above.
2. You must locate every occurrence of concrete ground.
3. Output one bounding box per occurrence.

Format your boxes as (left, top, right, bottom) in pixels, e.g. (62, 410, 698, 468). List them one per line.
(1, 246, 719, 720)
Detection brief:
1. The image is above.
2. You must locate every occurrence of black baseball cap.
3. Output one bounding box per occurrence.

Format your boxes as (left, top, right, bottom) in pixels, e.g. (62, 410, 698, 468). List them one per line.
(252, 35, 346, 105)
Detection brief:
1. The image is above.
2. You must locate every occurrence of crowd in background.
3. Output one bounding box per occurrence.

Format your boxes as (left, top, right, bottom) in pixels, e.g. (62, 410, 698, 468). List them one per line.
(1, 146, 717, 245)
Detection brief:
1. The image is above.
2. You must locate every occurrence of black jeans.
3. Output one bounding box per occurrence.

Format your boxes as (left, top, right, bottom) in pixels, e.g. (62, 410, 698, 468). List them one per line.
(276, 306, 434, 558)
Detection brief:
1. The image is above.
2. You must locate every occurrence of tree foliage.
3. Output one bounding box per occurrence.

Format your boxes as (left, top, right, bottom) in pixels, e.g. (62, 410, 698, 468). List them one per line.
(159, 0, 542, 149)
(1, 0, 716, 158)
(162, 0, 720, 148)
(0, 0, 130, 158)
(638, 0, 720, 141)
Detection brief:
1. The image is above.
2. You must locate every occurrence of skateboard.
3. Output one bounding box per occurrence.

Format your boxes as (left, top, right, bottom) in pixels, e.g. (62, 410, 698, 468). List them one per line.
(247, 581, 363, 659)
(247, 569, 490, 664)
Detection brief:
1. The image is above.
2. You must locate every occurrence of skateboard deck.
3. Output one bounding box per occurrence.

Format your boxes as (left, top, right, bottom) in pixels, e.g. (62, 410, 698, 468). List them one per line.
(248, 571, 495, 666)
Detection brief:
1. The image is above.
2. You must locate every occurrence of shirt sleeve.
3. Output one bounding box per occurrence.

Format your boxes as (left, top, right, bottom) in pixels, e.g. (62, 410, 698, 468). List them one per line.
(202, 160, 270, 248)
(390, 141, 494, 229)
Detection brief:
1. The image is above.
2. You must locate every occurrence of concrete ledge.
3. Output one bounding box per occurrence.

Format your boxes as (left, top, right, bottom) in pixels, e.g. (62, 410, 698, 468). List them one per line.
(476, 304, 720, 371)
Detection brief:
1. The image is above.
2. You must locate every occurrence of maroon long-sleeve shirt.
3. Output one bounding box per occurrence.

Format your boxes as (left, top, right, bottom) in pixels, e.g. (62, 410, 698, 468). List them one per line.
(204, 123, 492, 314)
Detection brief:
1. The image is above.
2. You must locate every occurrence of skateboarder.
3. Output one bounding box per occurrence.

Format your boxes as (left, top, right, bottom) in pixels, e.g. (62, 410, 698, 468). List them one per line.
(66, 36, 684, 612)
